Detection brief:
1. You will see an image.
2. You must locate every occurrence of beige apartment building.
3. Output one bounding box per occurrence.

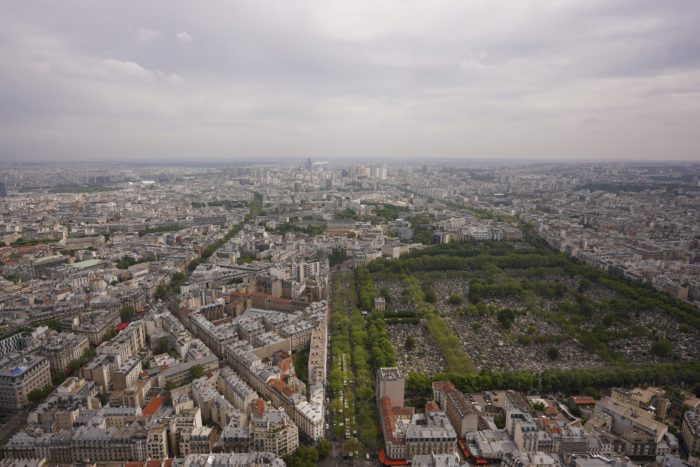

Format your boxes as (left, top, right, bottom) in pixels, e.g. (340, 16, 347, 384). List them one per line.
(0, 354, 51, 409)
(250, 400, 300, 456)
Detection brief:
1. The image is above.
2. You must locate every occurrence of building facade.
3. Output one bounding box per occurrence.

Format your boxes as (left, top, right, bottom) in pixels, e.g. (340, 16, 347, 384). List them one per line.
(0, 355, 51, 409)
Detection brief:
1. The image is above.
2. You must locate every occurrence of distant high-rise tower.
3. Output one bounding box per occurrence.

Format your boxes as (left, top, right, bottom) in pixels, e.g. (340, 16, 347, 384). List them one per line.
(305, 158, 313, 171)
(0, 181, 6, 197)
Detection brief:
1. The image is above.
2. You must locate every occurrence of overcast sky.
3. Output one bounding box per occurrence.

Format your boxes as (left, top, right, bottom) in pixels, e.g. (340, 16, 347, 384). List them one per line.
(1, 0, 699, 162)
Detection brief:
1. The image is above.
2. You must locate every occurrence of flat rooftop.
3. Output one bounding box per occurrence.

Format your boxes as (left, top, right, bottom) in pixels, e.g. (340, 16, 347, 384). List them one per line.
(71, 259, 105, 269)
(378, 367, 403, 381)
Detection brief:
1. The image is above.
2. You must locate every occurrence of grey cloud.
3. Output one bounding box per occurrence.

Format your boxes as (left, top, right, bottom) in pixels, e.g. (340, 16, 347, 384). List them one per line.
(0, 0, 699, 161)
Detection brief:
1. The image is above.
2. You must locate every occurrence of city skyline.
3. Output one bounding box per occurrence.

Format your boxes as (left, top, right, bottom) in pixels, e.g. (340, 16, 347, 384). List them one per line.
(1, 161, 699, 465)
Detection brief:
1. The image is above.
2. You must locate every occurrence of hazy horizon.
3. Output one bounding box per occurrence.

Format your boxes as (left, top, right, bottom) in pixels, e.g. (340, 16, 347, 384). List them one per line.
(1, 0, 699, 162)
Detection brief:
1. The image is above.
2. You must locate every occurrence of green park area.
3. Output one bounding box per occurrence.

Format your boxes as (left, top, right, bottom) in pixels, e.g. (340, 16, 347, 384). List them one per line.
(332, 226, 700, 422)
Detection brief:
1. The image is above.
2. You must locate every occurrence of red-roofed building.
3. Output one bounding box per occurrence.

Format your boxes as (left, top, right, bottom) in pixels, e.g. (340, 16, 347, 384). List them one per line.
(425, 401, 440, 414)
(378, 448, 408, 465)
(544, 406, 558, 418)
(569, 396, 596, 408)
(277, 357, 292, 375)
(267, 378, 295, 399)
(143, 395, 163, 417)
(252, 398, 266, 418)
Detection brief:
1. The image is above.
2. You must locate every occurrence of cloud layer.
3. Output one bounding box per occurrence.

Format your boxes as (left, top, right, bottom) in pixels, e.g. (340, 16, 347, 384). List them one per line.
(1, 0, 699, 162)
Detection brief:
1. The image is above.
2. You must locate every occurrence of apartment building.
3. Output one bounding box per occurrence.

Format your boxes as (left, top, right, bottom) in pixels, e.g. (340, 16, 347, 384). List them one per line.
(377, 367, 405, 407)
(4, 425, 149, 463)
(147, 423, 169, 460)
(187, 425, 218, 455)
(681, 410, 700, 457)
(69, 309, 120, 345)
(432, 381, 478, 437)
(404, 407, 458, 459)
(112, 356, 142, 391)
(81, 354, 114, 392)
(217, 367, 258, 413)
(157, 355, 218, 388)
(34, 332, 89, 374)
(181, 452, 285, 467)
(593, 397, 668, 457)
(250, 400, 299, 456)
(0, 354, 51, 409)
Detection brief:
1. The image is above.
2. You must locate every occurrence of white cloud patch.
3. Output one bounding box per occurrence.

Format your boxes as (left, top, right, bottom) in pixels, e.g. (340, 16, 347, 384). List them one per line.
(176, 31, 193, 43)
(137, 27, 161, 43)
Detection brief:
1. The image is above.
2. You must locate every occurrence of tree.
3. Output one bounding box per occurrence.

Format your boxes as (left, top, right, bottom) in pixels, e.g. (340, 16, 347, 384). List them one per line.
(651, 338, 672, 357)
(237, 253, 255, 264)
(171, 272, 187, 283)
(316, 439, 332, 459)
(568, 404, 582, 417)
(165, 381, 177, 391)
(448, 294, 463, 305)
(83, 347, 96, 360)
(293, 347, 310, 384)
(329, 248, 347, 266)
(497, 309, 515, 329)
(170, 272, 187, 293)
(424, 290, 437, 304)
(52, 372, 67, 386)
(405, 336, 416, 351)
(190, 364, 205, 379)
(578, 279, 592, 292)
(547, 347, 560, 360)
(582, 386, 601, 399)
(155, 284, 169, 300)
(67, 359, 81, 372)
(494, 413, 506, 429)
(102, 329, 118, 342)
(156, 336, 171, 354)
(28, 384, 53, 402)
(380, 287, 392, 305)
(343, 438, 360, 456)
(283, 445, 319, 467)
(116, 255, 139, 269)
(188, 259, 201, 272)
(120, 306, 135, 322)
(47, 319, 61, 332)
